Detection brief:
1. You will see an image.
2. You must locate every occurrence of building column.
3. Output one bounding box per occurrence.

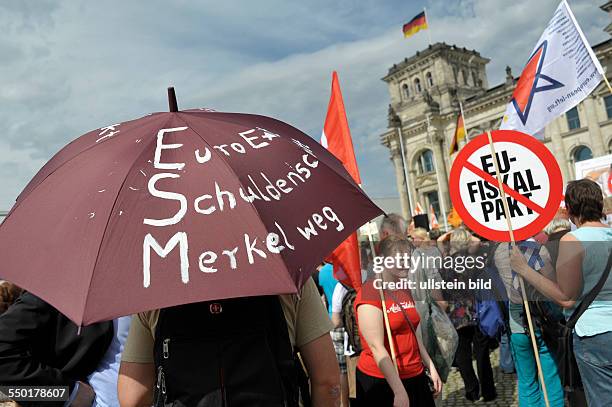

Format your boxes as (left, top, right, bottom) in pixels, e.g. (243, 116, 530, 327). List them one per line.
(408, 169, 419, 216)
(582, 97, 606, 156)
(549, 118, 571, 183)
(391, 147, 410, 220)
(432, 136, 451, 218)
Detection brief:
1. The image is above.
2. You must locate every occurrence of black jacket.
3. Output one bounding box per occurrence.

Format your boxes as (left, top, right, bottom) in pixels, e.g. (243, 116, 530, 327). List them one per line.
(0, 292, 113, 396)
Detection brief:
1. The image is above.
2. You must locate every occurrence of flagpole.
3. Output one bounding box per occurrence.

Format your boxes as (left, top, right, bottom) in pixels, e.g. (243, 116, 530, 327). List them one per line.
(486, 130, 551, 407)
(426, 115, 449, 231)
(603, 75, 612, 95)
(459, 101, 469, 145)
(423, 7, 432, 45)
(397, 125, 416, 215)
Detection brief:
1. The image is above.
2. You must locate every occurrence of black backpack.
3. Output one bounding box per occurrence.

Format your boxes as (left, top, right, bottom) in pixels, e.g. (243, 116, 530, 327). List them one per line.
(341, 287, 362, 354)
(153, 296, 300, 407)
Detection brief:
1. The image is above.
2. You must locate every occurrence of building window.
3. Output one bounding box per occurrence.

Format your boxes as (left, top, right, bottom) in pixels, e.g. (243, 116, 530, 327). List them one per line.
(418, 150, 434, 174)
(573, 146, 592, 162)
(425, 191, 440, 219)
(414, 78, 422, 93)
(452, 66, 458, 83)
(402, 83, 409, 99)
(605, 95, 612, 119)
(472, 70, 479, 87)
(566, 107, 580, 130)
(462, 69, 468, 85)
(426, 72, 434, 87)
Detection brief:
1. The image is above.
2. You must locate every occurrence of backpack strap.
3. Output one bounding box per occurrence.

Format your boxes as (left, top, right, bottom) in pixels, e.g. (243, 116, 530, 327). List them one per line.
(566, 247, 612, 329)
(153, 297, 299, 407)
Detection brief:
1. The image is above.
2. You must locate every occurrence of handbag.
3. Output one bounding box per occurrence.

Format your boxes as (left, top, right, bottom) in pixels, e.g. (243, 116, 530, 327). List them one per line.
(385, 290, 435, 393)
(539, 247, 612, 390)
(412, 255, 459, 382)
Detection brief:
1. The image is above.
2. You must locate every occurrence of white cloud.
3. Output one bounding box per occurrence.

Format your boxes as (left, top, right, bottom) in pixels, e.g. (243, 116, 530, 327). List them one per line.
(0, 0, 608, 209)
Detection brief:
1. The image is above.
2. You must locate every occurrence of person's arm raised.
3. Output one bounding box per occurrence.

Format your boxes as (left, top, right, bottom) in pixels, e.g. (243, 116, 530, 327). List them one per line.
(358, 304, 409, 407)
(299, 333, 341, 407)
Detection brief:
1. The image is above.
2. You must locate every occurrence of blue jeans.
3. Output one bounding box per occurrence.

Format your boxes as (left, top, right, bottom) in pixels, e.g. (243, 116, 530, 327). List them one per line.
(573, 331, 612, 407)
(500, 333, 515, 373)
(510, 332, 564, 407)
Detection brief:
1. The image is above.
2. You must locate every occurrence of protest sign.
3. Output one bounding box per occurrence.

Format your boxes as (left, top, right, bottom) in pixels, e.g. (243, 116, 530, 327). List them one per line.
(449, 130, 563, 241)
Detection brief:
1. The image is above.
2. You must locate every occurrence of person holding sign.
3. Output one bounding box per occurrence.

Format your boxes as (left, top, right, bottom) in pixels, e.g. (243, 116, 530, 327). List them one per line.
(510, 179, 612, 407)
(494, 241, 565, 407)
(354, 236, 441, 407)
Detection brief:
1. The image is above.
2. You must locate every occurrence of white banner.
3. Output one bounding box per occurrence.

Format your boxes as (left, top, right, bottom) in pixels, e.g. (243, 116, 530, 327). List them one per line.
(574, 154, 612, 198)
(500, 0, 604, 138)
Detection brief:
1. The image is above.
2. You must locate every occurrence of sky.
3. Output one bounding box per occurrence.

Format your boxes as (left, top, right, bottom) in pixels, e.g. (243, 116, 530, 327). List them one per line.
(0, 0, 609, 210)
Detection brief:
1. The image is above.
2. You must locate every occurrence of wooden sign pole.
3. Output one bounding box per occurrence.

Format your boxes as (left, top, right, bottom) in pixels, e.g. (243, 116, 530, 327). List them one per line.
(486, 131, 550, 407)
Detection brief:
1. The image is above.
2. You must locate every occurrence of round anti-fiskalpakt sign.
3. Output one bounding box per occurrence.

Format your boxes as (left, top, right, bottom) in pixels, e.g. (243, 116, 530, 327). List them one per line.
(449, 130, 563, 242)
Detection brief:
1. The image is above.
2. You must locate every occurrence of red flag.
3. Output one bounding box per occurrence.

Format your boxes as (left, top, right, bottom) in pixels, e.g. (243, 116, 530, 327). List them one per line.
(321, 71, 362, 289)
(429, 204, 440, 229)
(413, 201, 425, 216)
(449, 112, 466, 155)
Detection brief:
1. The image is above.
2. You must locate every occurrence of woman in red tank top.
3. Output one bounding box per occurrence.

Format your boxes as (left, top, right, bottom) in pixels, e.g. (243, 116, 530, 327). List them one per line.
(354, 236, 442, 407)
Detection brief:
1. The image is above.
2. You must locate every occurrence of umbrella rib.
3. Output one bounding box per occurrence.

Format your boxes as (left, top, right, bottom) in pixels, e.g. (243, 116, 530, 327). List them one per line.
(7, 114, 165, 221)
(80, 115, 175, 325)
(181, 111, 361, 189)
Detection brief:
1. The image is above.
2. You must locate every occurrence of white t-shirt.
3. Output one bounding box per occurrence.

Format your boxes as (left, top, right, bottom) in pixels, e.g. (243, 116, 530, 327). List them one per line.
(331, 283, 348, 314)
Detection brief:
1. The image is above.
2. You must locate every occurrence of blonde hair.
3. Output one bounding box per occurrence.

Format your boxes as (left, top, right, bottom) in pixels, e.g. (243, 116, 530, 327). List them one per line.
(411, 227, 429, 240)
(543, 217, 571, 235)
(450, 227, 472, 252)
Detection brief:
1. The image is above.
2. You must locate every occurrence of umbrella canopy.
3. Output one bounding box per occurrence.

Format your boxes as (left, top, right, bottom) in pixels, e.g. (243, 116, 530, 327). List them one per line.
(0, 88, 382, 325)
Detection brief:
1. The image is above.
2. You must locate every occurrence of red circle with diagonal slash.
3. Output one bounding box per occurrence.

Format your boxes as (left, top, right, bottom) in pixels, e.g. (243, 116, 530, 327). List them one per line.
(449, 130, 563, 242)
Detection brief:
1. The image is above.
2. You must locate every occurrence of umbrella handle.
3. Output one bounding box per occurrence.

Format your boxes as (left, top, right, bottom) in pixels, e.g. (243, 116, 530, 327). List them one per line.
(168, 87, 178, 112)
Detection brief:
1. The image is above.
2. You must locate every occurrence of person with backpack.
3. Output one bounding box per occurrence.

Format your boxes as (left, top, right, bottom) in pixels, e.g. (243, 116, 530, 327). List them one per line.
(335, 279, 363, 405)
(354, 236, 441, 407)
(439, 228, 496, 403)
(496, 239, 565, 407)
(540, 217, 588, 406)
(511, 179, 612, 407)
(117, 277, 339, 407)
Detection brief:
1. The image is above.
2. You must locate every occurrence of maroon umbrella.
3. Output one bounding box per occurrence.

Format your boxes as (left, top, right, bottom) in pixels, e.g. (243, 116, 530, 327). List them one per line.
(0, 88, 382, 325)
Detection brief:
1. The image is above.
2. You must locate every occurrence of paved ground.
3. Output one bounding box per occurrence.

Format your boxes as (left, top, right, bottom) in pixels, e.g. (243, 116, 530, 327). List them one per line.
(0, 349, 519, 407)
(441, 348, 518, 407)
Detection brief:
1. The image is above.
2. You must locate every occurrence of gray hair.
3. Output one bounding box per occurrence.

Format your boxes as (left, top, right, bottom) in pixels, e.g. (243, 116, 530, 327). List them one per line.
(379, 213, 407, 237)
(544, 217, 571, 235)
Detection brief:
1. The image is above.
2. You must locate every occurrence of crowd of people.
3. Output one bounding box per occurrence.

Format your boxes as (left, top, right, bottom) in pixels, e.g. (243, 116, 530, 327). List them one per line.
(311, 178, 612, 407)
(0, 178, 610, 407)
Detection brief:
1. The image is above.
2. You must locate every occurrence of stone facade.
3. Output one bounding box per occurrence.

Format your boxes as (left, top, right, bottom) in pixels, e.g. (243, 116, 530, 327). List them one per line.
(381, 3, 612, 222)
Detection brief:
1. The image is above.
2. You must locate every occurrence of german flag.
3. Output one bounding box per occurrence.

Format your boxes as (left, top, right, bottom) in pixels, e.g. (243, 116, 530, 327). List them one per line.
(403, 11, 428, 38)
(449, 113, 466, 155)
